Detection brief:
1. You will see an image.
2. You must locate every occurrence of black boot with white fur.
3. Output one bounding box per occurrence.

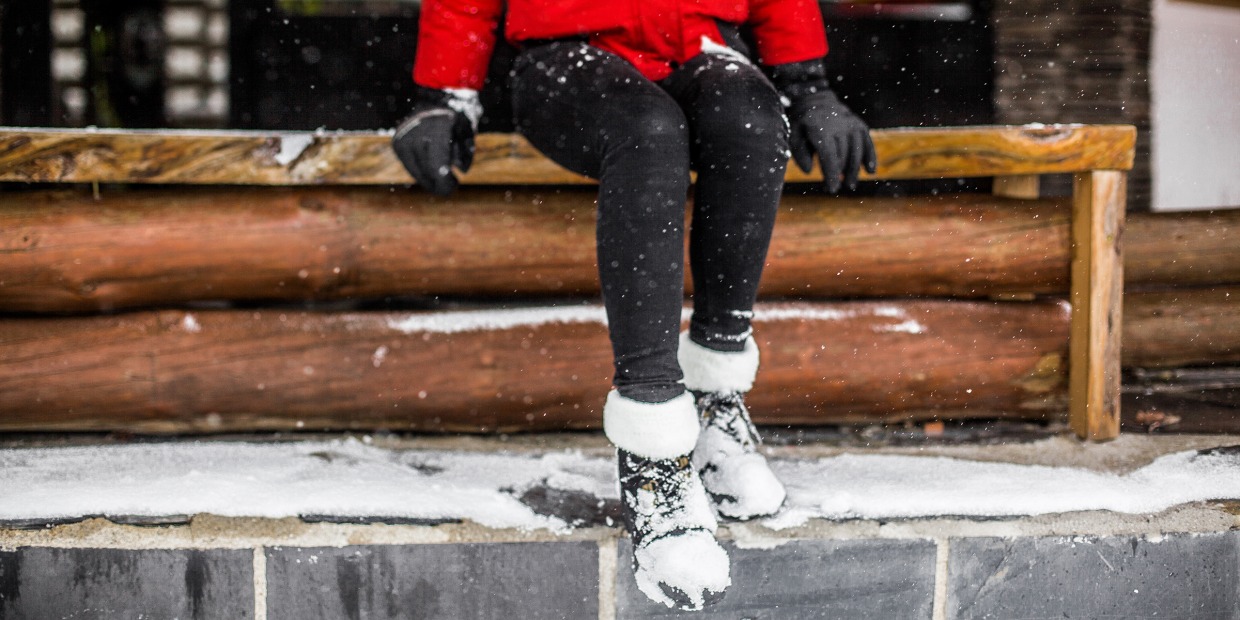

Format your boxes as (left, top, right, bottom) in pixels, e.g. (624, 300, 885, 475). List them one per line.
(679, 333, 787, 520)
(604, 390, 730, 610)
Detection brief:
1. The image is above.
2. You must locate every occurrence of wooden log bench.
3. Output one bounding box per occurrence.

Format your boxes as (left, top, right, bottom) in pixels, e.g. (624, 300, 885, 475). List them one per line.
(0, 125, 1137, 439)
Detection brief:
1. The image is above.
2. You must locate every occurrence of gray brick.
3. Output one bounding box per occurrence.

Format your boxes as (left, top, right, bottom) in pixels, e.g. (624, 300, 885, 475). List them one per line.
(948, 532, 1240, 619)
(265, 542, 598, 620)
(0, 547, 254, 620)
(615, 538, 937, 619)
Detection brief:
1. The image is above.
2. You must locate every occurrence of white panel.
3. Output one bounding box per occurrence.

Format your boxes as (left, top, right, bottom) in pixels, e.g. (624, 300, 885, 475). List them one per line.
(1151, 0, 1240, 211)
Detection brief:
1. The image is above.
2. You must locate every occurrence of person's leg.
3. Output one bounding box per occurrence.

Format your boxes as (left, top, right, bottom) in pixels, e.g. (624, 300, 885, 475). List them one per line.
(659, 50, 790, 520)
(660, 52, 789, 352)
(512, 41, 689, 404)
(512, 42, 729, 610)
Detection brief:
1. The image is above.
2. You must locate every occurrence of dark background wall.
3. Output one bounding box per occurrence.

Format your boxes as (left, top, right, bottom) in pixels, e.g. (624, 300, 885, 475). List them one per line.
(991, 0, 1151, 209)
(223, 0, 997, 197)
(0, 1, 55, 126)
(225, 1, 996, 134)
(228, 1, 422, 130)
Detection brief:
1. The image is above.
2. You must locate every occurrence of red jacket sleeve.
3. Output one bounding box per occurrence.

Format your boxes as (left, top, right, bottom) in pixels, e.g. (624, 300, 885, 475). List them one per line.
(413, 0, 504, 90)
(747, 0, 829, 66)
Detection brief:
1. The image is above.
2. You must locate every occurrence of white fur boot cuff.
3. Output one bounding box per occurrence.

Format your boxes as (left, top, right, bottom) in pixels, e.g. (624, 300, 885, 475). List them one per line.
(603, 390, 700, 460)
(678, 332, 760, 393)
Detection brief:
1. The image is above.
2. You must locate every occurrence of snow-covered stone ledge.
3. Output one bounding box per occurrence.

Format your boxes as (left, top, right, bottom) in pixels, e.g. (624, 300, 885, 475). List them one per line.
(4, 435, 1240, 530)
(2, 434, 1239, 619)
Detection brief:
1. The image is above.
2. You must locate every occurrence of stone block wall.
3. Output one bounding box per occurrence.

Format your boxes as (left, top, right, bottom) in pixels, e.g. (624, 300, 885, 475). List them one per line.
(2, 529, 1238, 619)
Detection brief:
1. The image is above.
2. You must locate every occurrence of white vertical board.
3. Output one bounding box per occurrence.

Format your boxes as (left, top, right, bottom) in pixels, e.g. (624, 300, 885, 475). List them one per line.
(1151, 0, 1240, 211)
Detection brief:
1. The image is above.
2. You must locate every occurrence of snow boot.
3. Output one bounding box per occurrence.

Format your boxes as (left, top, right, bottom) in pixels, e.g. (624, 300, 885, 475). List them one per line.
(679, 332, 786, 520)
(604, 390, 731, 610)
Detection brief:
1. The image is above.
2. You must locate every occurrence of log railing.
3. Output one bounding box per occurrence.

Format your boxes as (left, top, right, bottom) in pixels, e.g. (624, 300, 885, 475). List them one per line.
(0, 125, 1138, 439)
(0, 125, 1134, 185)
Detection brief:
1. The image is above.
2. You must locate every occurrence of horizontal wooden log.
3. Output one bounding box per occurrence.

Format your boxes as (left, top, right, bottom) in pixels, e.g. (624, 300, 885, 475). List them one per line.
(0, 187, 601, 312)
(3, 188, 1238, 313)
(0, 188, 1068, 311)
(0, 286, 1232, 434)
(1126, 210, 1240, 290)
(0, 300, 1072, 433)
(0, 124, 1135, 186)
(1123, 287, 1240, 369)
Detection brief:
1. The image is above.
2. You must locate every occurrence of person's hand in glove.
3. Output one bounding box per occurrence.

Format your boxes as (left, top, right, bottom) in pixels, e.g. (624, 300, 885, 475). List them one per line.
(391, 86, 482, 196)
(769, 59, 877, 193)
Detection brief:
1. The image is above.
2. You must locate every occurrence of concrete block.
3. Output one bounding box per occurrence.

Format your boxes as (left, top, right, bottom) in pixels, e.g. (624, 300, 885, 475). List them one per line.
(265, 542, 598, 619)
(948, 532, 1240, 619)
(0, 547, 254, 619)
(615, 538, 937, 619)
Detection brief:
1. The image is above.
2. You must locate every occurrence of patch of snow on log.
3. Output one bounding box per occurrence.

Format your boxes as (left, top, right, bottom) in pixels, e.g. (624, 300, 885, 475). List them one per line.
(3, 440, 1239, 529)
(382, 304, 936, 335)
(274, 134, 314, 166)
(180, 314, 201, 333)
(874, 319, 927, 334)
(385, 306, 611, 334)
(753, 304, 928, 334)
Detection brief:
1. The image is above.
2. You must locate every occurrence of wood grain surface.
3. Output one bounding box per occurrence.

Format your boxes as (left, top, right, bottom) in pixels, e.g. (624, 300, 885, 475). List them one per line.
(0, 125, 1135, 186)
(0, 288, 1231, 434)
(0, 123, 1143, 437)
(1123, 286, 1240, 369)
(0, 300, 1072, 433)
(0, 188, 1066, 311)
(1068, 171, 1126, 440)
(4, 187, 1231, 313)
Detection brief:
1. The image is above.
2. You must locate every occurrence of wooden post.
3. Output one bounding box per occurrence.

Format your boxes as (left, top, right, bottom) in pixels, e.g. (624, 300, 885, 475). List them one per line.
(1069, 171, 1126, 440)
(994, 175, 1041, 200)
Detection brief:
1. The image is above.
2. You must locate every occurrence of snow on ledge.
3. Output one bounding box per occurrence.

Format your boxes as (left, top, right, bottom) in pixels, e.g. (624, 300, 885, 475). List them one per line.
(2, 440, 1238, 532)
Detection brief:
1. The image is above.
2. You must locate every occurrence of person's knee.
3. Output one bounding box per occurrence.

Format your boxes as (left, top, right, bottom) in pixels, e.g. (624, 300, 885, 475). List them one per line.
(694, 67, 789, 153)
(604, 96, 691, 160)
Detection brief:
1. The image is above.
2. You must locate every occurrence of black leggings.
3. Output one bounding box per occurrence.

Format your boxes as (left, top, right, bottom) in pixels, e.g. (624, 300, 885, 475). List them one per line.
(511, 41, 788, 403)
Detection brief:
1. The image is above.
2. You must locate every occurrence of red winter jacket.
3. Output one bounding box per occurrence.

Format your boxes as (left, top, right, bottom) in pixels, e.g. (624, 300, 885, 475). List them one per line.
(414, 0, 828, 90)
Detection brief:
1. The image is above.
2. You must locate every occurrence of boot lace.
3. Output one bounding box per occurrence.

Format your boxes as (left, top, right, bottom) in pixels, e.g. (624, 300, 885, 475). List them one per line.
(696, 391, 761, 452)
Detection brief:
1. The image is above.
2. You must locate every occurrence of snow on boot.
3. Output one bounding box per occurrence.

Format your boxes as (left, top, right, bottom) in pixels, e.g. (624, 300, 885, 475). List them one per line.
(691, 391, 786, 519)
(618, 449, 730, 610)
(678, 332, 786, 520)
(604, 390, 731, 610)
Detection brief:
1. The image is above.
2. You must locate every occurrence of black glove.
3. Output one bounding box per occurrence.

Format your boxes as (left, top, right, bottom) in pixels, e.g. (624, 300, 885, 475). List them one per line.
(770, 59, 877, 193)
(391, 86, 478, 196)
